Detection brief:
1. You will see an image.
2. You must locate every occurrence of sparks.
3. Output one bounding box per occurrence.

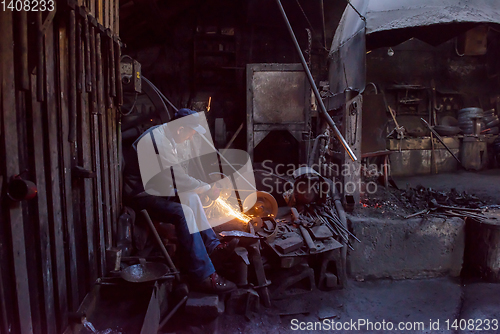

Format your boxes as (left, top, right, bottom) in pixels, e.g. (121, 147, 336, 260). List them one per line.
(215, 198, 251, 222)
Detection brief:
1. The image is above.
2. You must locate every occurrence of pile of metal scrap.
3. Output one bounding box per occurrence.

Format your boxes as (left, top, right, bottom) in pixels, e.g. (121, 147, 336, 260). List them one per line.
(302, 204, 360, 251)
(263, 211, 343, 257)
(404, 197, 490, 222)
(402, 185, 485, 210)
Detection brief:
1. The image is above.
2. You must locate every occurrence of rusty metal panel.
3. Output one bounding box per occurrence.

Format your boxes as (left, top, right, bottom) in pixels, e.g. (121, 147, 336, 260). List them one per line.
(342, 94, 362, 202)
(387, 137, 461, 150)
(361, 94, 387, 154)
(390, 149, 459, 176)
(246, 63, 311, 163)
(252, 71, 306, 124)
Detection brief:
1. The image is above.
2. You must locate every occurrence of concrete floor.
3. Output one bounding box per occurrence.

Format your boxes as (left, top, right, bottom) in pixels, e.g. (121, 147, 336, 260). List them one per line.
(216, 278, 500, 334)
(172, 170, 500, 334)
(214, 171, 500, 334)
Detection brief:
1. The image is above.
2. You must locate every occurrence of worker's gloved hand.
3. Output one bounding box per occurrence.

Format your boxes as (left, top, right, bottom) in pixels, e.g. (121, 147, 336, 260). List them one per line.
(206, 184, 221, 201)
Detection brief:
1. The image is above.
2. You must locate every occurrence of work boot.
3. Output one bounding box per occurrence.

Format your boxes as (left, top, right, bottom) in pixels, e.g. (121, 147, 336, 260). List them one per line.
(210, 238, 239, 269)
(192, 272, 237, 294)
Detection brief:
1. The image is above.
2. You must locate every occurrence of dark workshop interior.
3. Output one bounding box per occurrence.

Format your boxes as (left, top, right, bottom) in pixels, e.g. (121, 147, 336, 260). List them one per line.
(1, 0, 500, 333)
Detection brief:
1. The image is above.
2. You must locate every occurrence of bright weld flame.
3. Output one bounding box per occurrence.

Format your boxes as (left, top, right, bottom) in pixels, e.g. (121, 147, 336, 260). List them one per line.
(215, 198, 251, 223)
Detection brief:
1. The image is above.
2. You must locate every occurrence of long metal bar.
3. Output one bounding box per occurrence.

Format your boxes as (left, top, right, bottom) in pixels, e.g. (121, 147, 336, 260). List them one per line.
(275, 0, 357, 162)
(158, 295, 188, 328)
(141, 210, 180, 281)
(200, 134, 257, 191)
(420, 118, 461, 164)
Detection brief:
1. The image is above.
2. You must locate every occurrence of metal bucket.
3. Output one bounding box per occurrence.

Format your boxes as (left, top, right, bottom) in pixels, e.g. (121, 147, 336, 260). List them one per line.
(120, 261, 169, 283)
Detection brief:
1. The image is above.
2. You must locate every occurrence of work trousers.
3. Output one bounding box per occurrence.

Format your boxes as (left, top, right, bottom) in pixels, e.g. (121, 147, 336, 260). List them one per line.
(131, 193, 219, 281)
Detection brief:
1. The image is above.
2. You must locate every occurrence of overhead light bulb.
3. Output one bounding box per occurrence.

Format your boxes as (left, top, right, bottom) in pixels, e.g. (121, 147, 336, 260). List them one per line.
(387, 47, 395, 56)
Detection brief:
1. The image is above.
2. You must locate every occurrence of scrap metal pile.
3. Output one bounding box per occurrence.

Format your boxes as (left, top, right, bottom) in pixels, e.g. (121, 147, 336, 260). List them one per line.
(359, 182, 499, 220)
(401, 186, 496, 222)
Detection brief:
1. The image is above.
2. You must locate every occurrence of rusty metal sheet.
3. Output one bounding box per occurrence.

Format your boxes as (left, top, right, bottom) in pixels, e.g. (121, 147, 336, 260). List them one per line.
(366, 0, 500, 36)
(387, 137, 461, 151)
(252, 71, 306, 124)
(362, 94, 387, 153)
(390, 149, 460, 176)
(246, 63, 311, 162)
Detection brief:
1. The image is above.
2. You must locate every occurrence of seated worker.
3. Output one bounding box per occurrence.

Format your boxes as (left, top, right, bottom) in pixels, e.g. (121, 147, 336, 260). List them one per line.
(122, 108, 237, 294)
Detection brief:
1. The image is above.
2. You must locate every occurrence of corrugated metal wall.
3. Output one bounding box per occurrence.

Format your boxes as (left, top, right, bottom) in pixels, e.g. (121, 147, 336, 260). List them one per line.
(0, 1, 122, 332)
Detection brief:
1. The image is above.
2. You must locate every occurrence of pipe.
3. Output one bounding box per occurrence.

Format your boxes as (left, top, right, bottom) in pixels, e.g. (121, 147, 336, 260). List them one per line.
(308, 134, 328, 166)
(275, 0, 357, 162)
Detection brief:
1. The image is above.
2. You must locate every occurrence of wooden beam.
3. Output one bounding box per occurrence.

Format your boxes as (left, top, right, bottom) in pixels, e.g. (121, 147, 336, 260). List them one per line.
(95, 32, 108, 273)
(78, 19, 98, 290)
(44, 24, 68, 333)
(68, 10, 77, 143)
(0, 10, 34, 334)
(57, 23, 80, 313)
(29, 73, 57, 334)
(16, 11, 29, 91)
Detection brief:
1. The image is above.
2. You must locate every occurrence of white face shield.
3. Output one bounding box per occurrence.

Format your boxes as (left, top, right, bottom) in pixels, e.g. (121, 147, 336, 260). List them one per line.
(135, 111, 257, 232)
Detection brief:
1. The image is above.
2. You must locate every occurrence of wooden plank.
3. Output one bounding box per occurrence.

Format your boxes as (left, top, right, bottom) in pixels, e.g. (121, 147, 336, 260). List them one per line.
(96, 32, 109, 271)
(88, 26, 104, 276)
(108, 32, 116, 98)
(16, 84, 45, 334)
(89, 23, 98, 114)
(36, 12, 45, 102)
(16, 11, 29, 91)
(76, 15, 83, 94)
(98, 0, 103, 25)
(107, 0, 112, 31)
(29, 73, 57, 334)
(101, 36, 115, 247)
(0, 232, 11, 334)
(114, 0, 118, 35)
(114, 38, 122, 106)
(83, 15, 92, 92)
(71, 14, 85, 305)
(44, 25, 69, 333)
(109, 102, 118, 246)
(0, 11, 34, 334)
(90, 0, 95, 19)
(68, 10, 77, 143)
(103, 32, 112, 109)
(58, 24, 80, 313)
(91, 113, 105, 276)
(76, 19, 99, 297)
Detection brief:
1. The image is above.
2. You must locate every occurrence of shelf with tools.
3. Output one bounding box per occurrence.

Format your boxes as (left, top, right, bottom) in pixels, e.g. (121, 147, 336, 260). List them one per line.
(193, 28, 237, 87)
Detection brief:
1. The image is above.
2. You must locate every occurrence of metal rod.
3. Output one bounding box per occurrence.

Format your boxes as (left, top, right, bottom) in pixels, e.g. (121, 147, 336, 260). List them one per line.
(222, 122, 244, 153)
(200, 134, 257, 191)
(141, 210, 180, 281)
(421, 118, 461, 164)
(404, 209, 429, 219)
(158, 295, 188, 328)
(275, 0, 357, 162)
